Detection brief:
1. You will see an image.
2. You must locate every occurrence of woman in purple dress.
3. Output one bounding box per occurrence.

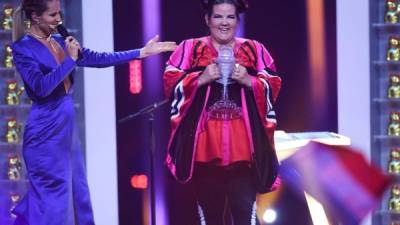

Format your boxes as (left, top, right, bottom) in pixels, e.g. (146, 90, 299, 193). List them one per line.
(11, 0, 176, 224)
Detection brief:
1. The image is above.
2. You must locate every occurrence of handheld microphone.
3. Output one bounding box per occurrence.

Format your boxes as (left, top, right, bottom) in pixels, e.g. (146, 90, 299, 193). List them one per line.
(56, 23, 82, 60)
(56, 23, 70, 39)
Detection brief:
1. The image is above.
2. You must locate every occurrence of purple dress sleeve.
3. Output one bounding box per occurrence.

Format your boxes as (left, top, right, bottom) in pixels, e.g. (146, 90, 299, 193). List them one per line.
(12, 43, 77, 98)
(77, 48, 140, 68)
(11, 35, 140, 100)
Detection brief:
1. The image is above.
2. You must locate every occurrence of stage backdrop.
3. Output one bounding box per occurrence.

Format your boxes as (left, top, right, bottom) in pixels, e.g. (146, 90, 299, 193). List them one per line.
(82, 1, 119, 225)
(112, 0, 337, 225)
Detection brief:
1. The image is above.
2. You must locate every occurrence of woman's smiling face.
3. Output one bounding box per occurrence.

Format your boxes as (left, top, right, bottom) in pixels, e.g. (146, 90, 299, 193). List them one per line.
(206, 3, 239, 45)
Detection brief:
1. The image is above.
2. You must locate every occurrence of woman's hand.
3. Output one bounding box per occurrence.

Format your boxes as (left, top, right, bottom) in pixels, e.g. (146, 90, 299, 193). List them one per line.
(65, 36, 81, 61)
(198, 63, 220, 87)
(231, 64, 252, 88)
(140, 35, 177, 58)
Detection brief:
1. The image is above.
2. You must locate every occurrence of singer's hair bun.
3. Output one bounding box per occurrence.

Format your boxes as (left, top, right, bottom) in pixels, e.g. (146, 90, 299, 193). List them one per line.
(202, 0, 249, 13)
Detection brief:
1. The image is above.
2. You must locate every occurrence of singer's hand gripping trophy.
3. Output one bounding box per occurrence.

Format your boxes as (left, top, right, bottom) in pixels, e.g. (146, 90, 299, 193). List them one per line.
(163, 0, 281, 224)
(10, 0, 176, 225)
(208, 45, 243, 119)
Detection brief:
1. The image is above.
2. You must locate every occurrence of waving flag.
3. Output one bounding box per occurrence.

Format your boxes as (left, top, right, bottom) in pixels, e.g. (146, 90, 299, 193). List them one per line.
(280, 142, 392, 225)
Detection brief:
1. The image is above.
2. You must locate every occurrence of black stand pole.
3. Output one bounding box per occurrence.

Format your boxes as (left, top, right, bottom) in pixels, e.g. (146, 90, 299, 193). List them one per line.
(149, 112, 156, 225)
(119, 99, 169, 225)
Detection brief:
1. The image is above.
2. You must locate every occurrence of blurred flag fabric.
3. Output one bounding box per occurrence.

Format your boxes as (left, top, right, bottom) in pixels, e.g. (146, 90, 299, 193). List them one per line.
(280, 142, 393, 225)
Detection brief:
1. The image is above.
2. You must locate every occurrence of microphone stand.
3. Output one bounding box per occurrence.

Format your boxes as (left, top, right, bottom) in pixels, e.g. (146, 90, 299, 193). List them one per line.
(118, 98, 169, 225)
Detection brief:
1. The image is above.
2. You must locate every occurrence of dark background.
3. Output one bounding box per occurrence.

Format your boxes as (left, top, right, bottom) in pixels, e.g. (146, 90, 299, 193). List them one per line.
(112, 0, 337, 224)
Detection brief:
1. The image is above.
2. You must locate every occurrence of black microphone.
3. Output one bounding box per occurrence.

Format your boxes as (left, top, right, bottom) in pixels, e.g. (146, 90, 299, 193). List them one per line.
(56, 23, 82, 60)
(56, 23, 70, 39)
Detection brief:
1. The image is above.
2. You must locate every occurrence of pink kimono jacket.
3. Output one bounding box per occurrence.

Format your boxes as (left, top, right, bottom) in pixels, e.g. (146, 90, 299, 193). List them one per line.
(163, 36, 281, 193)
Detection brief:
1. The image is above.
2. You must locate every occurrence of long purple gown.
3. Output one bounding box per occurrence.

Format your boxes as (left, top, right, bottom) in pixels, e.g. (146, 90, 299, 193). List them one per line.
(11, 34, 140, 225)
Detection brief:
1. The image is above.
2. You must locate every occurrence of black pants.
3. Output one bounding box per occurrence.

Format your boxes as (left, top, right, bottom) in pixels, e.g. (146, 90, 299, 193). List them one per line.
(193, 163, 260, 225)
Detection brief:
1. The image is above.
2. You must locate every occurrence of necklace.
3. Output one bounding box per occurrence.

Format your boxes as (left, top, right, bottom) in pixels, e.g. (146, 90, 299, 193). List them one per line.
(27, 31, 58, 53)
(27, 30, 70, 92)
(27, 31, 51, 41)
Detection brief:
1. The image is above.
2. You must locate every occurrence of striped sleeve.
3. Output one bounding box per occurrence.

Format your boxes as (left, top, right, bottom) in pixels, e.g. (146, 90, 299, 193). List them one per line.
(163, 39, 194, 97)
(163, 39, 202, 122)
(251, 41, 282, 124)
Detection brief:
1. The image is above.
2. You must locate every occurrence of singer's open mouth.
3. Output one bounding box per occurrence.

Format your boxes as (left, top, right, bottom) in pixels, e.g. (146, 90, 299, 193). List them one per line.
(218, 27, 232, 34)
(49, 24, 58, 30)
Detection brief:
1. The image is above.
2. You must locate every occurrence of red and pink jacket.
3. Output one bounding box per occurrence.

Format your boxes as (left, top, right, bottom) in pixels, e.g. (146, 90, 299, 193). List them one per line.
(163, 36, 282, 193)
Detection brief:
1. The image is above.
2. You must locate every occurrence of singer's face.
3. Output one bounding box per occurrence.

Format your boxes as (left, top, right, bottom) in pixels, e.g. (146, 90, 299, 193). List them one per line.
(36, 0, 62, 34)
(206, 3, 238, 45)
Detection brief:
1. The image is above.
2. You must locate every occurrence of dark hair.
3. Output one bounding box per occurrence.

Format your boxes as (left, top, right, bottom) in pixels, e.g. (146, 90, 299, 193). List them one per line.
(12, 0, 52, 41)
(22, 0, 50, 20)
(202, 0, 248, 18)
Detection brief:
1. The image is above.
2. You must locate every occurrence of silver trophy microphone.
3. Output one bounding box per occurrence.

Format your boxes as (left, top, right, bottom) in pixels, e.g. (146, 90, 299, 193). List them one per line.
(216, 45, 235, 99)
(208, 45, 242, 120)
